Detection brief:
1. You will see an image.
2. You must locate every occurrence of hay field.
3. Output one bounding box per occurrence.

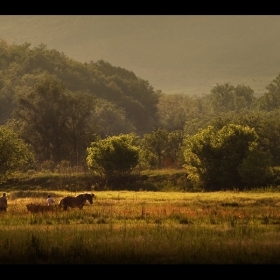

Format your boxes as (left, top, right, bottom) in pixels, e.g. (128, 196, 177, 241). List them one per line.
(1, 190, 280, 264)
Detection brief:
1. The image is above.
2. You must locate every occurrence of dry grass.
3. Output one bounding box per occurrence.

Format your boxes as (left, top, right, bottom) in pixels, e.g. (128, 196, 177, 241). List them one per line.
(1, 190, 280, 264)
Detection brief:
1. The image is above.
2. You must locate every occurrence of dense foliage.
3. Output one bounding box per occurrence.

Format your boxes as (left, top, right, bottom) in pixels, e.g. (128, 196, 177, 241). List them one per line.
(0, 40, 160, 136)
(86, 133, 140, 185)
(1, 39, 280, 191)
(183, 124, 273, 191)
(9, 73, 96, 167)
(0, 126, 33, 183)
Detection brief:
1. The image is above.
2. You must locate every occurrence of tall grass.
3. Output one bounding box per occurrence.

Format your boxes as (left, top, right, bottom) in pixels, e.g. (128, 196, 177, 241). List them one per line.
(1, 191, 280, 264)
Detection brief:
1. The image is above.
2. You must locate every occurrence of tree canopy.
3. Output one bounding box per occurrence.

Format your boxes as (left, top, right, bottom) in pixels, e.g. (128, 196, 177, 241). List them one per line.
(10, 73, 96, 166)
(86, 133, 140, 185)
(0, 40, 160, 136)
(0, 125, 34, 183)
(183, 124, 273, 190)
(1, 40, 280, 190)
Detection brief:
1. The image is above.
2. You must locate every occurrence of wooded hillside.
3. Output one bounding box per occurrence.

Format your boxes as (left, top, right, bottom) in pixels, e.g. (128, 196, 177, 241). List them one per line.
(2, 39, 280, 191)
(0, 40, 160, 135)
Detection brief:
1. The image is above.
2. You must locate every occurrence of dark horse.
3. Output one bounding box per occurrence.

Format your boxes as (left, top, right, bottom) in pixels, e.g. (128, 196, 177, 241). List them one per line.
(58, 193, 95, 210)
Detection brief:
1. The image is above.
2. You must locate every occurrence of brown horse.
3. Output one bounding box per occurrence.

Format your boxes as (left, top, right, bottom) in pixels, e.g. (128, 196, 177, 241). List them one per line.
(58, 193, 95, 210)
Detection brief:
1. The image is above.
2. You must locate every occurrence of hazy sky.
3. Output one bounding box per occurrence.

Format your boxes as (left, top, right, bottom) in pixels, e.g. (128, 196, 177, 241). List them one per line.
(1, 15, 280, 95)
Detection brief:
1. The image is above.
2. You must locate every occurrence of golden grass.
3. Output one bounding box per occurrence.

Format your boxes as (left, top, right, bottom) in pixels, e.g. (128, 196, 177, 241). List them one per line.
(1, 190, 280, 264)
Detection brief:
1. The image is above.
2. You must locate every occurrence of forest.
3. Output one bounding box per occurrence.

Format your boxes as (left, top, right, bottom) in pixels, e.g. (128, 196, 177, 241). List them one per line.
(1, 39, 280, 192)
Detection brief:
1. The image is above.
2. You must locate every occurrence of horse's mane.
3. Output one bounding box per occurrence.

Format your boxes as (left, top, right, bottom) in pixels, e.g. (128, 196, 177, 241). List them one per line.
(75, 193, 85, 198)
(76, 193, 94, 198)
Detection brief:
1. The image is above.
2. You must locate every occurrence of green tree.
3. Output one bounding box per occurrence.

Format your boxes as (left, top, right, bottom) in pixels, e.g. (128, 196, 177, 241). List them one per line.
(90, 59, 160, 135)
(139, 129, 184, 169)
(233, 84, 255, 112)
(0, 126, 34, 183)
(86, 133, 140, 186)
(91, 98, 136, 138)
(157, 93, 210, 133)
(209, 110, 280, 167)
(66, 90, 97, 166)
(183, 126, 217, 189)
(257, 74, 280, 111)
(140, 128, 169, 169)
(165, 130, 185, 168)
(11, 73, 70, 164)
(11, 73, 97, 166)
(0, 41, 161, 137)
(209, 83, 255, 114)
(157, 93, 193, 131)
(183, 124, 271, 191)
(256, 109, 280, 166)
(238, 142, 273, 188)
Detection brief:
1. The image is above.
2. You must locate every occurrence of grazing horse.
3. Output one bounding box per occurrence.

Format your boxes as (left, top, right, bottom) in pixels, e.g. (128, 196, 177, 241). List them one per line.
(58, 193, 95, 210)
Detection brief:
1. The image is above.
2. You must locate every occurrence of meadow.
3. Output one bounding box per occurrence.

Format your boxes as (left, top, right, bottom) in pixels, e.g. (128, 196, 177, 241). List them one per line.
(1, 190, 280, 264)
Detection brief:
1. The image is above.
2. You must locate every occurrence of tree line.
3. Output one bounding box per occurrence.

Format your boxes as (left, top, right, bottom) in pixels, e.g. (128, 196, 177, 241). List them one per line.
(1, 39, 280, 191)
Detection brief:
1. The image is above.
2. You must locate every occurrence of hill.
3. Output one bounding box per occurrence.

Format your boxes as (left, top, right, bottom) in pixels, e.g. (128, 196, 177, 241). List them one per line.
(1, 15, 280, 96)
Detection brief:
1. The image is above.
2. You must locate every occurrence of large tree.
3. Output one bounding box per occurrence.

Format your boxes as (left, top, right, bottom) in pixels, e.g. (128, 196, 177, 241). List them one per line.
(157, 93, 208, 132)
(10, 73, 96, 166)
(140, 128, 169, 169)
(139, 128, 184, 169)
(91, 98, 136, 138)
(0, 126, 34, 183)
(86, 133, 140, 186)
(183, 124, 272, 191)
(256, 74, 280, 111)
(209, 110, 280, 167)
(209, 83, 255, 114)
(66, 90, 97, 166)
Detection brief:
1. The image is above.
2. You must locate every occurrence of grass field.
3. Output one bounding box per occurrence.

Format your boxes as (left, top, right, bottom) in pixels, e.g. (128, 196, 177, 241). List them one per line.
(1, 190, 280, 264)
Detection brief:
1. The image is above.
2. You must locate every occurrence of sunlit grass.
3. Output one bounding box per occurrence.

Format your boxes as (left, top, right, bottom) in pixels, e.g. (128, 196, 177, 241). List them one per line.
(1, 190, 280, 263)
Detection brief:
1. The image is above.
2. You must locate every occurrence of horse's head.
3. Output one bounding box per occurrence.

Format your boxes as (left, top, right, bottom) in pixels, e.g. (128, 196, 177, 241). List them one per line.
(85, 193, 95, 204)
